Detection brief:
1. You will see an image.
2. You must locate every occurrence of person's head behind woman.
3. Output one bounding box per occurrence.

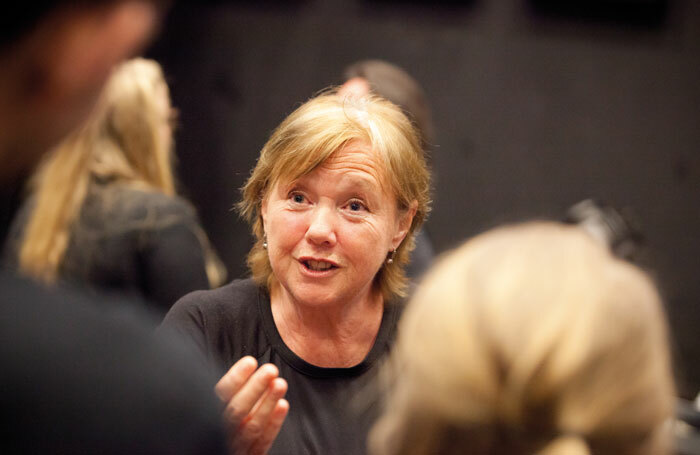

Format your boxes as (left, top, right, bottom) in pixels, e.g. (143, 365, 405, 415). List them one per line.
(369, 222, 674, 455)
(341, 60, 433, 149)
(239, 91, 431, 302)
(19, 58, 177, 282)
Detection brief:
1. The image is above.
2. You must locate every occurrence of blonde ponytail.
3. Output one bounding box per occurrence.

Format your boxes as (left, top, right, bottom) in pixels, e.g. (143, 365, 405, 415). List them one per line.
(18, 132, 92, 282)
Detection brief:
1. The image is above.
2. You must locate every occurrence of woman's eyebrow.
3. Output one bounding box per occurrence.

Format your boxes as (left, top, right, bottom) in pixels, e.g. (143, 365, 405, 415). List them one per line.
(349, 175, 391, 199)
(332, 177, 376, 195)
(280, 179, 305, 191)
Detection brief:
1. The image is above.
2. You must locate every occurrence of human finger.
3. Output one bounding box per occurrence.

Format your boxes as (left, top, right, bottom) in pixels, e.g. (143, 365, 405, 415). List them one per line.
(215, 356, 258, 402)
(249, 398, 290, 455)
(223, 363, 279, 426)
(236, 378, 287, 449)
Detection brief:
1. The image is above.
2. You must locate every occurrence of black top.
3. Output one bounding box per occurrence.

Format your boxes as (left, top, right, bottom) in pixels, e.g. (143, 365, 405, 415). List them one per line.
(161, 278, 403, 455)
(4, 180, 213, 314)
(0, 270, 226, 454)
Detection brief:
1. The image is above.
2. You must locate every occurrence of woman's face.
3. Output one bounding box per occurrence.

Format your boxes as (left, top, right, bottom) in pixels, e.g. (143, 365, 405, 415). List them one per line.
(261, 140, 413, 308)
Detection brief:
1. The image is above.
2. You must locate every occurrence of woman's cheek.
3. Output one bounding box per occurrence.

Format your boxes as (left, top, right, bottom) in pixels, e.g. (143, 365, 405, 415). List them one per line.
(348, 216, 385, 242)
(273, 210, 309, 243)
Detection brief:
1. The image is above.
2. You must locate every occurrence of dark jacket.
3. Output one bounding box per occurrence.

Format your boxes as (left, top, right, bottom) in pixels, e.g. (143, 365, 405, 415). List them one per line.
(4, 180, 215, 314)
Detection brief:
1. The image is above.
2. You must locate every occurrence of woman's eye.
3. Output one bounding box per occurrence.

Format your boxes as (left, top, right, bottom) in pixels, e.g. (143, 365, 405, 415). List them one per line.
(290, 193, 306, 204)
(347, 200, 366, 212)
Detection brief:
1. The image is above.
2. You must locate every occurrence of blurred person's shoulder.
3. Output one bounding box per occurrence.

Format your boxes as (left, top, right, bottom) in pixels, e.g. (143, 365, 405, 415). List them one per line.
(0, 270, 226, 454)
(88, 181, 199, 227)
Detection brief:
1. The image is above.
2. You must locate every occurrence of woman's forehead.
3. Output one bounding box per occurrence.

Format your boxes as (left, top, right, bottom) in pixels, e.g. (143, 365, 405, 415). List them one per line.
(323, 140, 381, 171)
(277, 140, 390, 189)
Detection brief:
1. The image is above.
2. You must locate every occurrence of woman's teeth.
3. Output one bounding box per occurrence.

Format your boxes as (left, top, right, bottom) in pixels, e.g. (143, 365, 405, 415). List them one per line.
(306, 260, 333, 271)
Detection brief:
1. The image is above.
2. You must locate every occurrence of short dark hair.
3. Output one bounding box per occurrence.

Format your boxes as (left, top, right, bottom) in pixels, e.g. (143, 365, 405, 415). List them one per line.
(343, 59, 434, 148)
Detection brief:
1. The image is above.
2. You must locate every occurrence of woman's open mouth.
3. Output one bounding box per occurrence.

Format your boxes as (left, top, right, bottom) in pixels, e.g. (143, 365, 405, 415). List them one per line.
(300, 258, 338, 272)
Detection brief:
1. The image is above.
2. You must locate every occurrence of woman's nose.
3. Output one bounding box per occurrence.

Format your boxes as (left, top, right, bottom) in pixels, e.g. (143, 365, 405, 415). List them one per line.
(305, 206, 337, 247)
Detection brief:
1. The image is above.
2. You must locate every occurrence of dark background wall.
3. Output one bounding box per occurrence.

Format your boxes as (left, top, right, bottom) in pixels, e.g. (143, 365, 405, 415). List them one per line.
(147, 0, 700, 397)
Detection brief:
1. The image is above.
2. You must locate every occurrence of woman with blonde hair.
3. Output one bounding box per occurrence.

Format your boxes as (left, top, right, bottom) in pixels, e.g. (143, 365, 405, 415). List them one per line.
(5, 58, 225, 314)
(369, 222, 675, 455)
(161, 91, 430, 454)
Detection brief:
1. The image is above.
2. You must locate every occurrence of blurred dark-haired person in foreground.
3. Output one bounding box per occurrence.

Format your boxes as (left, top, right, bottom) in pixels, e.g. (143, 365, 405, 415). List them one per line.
(4, 57, 225, 315)
(0, 2, 226, 453)
(162, 91, 430, 454)
(340, 59, 435, 280)
(369, 222, 675, 455)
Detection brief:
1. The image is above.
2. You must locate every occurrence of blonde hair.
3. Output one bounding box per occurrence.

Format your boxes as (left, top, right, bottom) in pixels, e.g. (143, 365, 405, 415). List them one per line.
(369, 222, 675, 455)
(239, 91, 431, 301)
(19, 58, 177, 282)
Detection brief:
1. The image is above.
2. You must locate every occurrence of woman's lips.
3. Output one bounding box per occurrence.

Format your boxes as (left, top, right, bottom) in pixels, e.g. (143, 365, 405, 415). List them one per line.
(297, 257, 339, 274)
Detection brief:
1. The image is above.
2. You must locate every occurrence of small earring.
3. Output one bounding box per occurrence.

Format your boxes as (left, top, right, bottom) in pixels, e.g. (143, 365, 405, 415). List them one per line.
(386, 249, 395, 264)
(263, 235, 268, 250)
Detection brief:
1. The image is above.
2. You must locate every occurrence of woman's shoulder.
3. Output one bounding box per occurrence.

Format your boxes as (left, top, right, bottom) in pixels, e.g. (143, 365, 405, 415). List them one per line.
(166, 278, 263, 323)
(161, 279, 267, 364)
(180, 278, 260, 306)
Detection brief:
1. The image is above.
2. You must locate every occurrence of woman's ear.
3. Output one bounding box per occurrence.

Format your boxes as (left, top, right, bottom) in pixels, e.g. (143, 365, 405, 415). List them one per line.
(391, 200, 418, 251)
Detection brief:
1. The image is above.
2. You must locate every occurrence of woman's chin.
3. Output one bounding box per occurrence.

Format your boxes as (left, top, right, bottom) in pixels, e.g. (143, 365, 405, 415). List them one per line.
(287, 283, 343, 308)
(273, 263, 375, 308)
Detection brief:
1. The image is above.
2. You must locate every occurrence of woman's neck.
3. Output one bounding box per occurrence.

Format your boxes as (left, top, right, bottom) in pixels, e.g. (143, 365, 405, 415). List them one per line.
(270, 284, 384, 368)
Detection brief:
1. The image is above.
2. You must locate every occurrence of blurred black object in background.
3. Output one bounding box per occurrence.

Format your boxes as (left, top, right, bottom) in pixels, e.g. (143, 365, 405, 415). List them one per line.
(564, 199, 645, 265)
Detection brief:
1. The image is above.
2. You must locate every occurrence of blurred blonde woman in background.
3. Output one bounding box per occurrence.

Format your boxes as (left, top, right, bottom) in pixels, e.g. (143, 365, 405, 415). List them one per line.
(5, 58, 225, 315)
(369, 222, 674, 455)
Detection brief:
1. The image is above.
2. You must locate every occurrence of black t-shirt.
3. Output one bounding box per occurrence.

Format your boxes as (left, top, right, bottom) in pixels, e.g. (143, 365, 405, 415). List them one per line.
(161, 278, 403, 455)
(0, 270, 226, 454)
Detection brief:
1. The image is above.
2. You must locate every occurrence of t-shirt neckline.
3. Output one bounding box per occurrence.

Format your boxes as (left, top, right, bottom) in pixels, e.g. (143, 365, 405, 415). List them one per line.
(256, 286, 399, 379)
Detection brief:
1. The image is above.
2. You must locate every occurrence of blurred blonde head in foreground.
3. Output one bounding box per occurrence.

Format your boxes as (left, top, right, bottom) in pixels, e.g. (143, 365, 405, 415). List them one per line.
(369, 222, 674, 455)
